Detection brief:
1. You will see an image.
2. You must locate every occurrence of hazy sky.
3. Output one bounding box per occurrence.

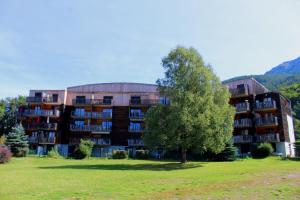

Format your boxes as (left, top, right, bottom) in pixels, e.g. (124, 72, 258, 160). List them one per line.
(0, 0, 299, 97)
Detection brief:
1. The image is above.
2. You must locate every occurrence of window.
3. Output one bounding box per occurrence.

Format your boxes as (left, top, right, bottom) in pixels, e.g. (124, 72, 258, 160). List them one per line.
(130, 122, 141, 130)
(102, 121, 112, 129)
(52, 94, 58, 102)
(75, 121, 84, 127)
(76, 96, 86, 104)
(159, 97, 170, 105)
(75, 108, 85, 116)
(35, 92, 42, 97)
(130, 96, 141, 105)
(103, 109, 112, 113)
(103, 96, 113, 105)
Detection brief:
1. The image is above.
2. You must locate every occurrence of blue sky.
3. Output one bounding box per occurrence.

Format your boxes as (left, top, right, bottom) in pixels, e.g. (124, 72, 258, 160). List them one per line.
(0, 0, 300, 97)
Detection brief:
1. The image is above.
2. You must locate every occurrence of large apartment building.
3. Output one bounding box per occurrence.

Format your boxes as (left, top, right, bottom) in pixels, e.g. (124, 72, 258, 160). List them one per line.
(18, 79, 296, 157)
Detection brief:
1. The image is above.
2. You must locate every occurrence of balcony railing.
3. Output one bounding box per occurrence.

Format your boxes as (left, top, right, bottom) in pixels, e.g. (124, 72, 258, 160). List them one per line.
(71, 111, 91, 118)
(91, 112, 112, 119)
(129, 112, 145, 120)
(23, 109, 60, 117)
(91, 138, 111, 145)
(26, 96, 59, 104)
(254, 100, 277, 111)
(129, 99, 159, 106)
(28, 135, 56, 144)
(255, 133, 280, 143)
(255, 117, 278, 127)
(128, 139, 144, 146)
(24, 123, 58, 130)
(235, 102, 250, 113)
(128, 127, 144, 132)
(234, 118, 252, 128)
(72, 99, 112, 106)
(229, 86, 249, 97)
(233, 135, 253, 143)
(69, 124, 111, 133)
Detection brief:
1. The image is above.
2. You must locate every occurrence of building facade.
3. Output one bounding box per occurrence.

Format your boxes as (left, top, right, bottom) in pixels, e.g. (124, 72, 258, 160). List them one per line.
(224, 78, 296, 157)
(18, 80, 296, 157)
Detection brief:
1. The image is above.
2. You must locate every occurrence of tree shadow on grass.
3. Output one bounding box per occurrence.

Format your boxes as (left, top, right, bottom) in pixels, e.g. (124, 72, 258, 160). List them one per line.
(39, 162, 202, 171)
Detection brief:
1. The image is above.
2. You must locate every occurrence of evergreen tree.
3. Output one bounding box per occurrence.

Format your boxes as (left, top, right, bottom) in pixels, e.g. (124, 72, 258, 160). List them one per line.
(5, 124, 29, 157)
(215, 140, 237, 161)
(144, 46, 235, 163)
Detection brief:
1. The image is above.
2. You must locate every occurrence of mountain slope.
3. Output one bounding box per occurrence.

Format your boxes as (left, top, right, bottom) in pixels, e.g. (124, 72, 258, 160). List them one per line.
(265, 56, 300, 75)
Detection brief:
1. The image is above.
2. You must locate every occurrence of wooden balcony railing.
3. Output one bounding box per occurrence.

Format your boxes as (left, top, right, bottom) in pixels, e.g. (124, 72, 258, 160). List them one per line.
(69, 124, 111, 133)
(128, 127, 144, 132)
(23, 109, 60, 117)
(255, 117, 278, 127)
(129, 99, 159, 106)
(26, 96, 60, 104)
(233, 135, 253, 143)
(255, 133, 280, 143)
(24, 123, 58, 130)
(72, 99, 112, 106)
(254, 100, 277, 111)
(129, 112, 145, 120)
(235, 102, 250, 113)
(234, 118, 252, 128)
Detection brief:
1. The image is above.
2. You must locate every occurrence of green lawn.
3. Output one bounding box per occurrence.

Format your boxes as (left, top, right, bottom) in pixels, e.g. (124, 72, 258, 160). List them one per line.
(0, 157, 299, 200)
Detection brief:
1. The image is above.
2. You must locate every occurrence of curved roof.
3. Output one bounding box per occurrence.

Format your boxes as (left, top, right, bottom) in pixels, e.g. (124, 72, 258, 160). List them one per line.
(67, 82, 158, 93)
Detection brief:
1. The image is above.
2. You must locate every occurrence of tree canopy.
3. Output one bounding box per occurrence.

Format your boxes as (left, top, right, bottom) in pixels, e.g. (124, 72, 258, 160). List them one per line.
(144, 46, 235, 163)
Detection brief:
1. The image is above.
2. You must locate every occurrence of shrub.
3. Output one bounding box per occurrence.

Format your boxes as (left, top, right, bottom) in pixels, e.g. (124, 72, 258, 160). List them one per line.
(135, 150, 149, 159)
(73, 139, 95, 159)
(5, 125, 29, 157)
(0, 145, 12, 164)
(215, 141, 237, 161)
(48, 147, 62, 159)
(112, 150, 127, 159)
(252, 143, 274, 158)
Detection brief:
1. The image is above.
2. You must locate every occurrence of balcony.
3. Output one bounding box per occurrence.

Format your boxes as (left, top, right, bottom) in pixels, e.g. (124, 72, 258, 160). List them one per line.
(254, 133, 280, 143)
(69, 124, 111, 134)
(72, 99, 112, 106)
(129, 112, 145, 121)
(233, 135, 253, 143)
(91, 112, 112, 119)
(129, 99, 159, 106)
(254, 100, 277, 111)
(128, 127, 144, 133)
(90, 125, 111, 134)
(91, 138, 111, 145)
(24, 123, 58, 131)
(128, 139, 144, 146)
(255, 117, 278, 127)
(234, 118, 252, 128)
(28, 134, 56, 144)
(26, 96, 60, 104)
(23, 109, 60, 117)
(229, 86, 249, 98)
(235, 102, 250, 113)
(71, 111, 91, 118)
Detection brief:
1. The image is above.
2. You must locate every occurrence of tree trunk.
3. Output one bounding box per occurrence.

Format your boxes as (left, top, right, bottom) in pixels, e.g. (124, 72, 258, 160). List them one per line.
(181, 148, 187, 163)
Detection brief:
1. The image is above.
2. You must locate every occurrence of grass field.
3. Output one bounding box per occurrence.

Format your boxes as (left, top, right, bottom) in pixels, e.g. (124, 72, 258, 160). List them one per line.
(0, 157, 299, 200)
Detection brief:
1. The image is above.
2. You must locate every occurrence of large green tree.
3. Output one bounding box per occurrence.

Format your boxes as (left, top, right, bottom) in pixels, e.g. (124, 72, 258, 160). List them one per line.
(144, 47, 235, 163)
(0, 96, 26, 136)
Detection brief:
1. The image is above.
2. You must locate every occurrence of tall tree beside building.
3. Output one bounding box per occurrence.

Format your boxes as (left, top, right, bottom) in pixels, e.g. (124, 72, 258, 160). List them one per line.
(144, 46, 235, 163)
(0, 96, 26, 136)
(5, 124, 29, 157)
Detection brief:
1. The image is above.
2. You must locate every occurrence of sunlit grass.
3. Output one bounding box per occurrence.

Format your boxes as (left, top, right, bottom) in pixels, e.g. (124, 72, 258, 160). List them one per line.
(0, 157, 299, 200)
